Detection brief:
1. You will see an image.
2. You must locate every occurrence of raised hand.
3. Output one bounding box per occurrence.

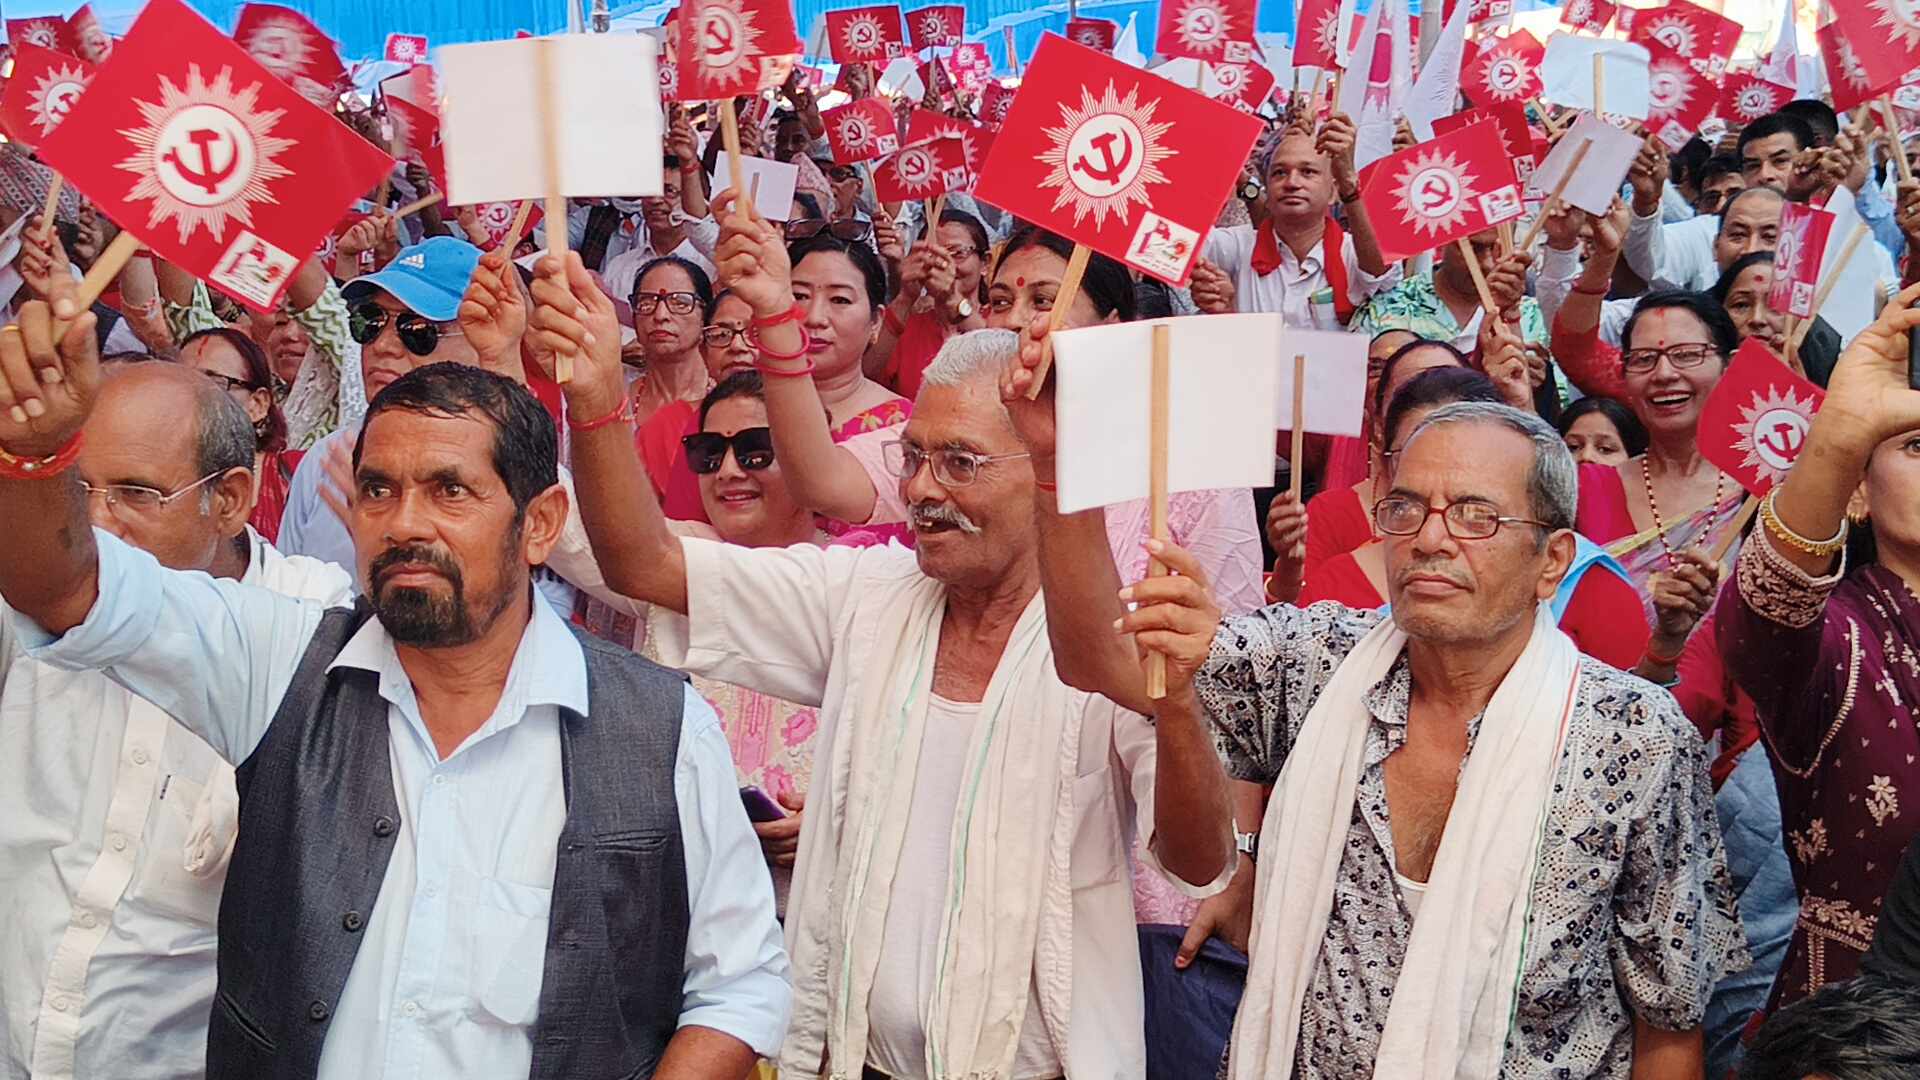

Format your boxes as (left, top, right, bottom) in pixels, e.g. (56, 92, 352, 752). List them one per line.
(1647, 549, 1719, 646)
(1485, 248, 1532, 323)
(667, 106, 700, 164)
(15, 219, 63, 303)
(0, 266, 101, 457)
(1189, 258, 1236, 314)
(1479, 316, 1534, 412)
(1317, 112, 1360, 195)
(1627, 135, 1667, 216)
(999, 314, 1058, 457)
(1541, 202, 1586, 252)
(527, 251, 624, 417)
(872, 208, 906, 270)
(1117, 540, 1223, 698)
(1813, 280, 1920, 453)
(712, 188, 794, 319)
(1264, 490, 1307, 603)
(457, 248, 529, 381)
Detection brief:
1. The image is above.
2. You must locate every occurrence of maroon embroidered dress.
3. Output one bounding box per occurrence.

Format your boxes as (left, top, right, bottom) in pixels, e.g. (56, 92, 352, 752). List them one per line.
(1713, 526, 1920, 1011)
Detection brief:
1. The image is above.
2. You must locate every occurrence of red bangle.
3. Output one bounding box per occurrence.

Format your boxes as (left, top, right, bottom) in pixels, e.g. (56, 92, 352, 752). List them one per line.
(0, 431, 83, 480)
(756, 359, 817, 377)
(753, 327, 811, 363)
(752, 303, 806, 330)
(1568, 280, 1610, 296)
(1643, 638, 1685, 666)
(570, 396, 634, 433)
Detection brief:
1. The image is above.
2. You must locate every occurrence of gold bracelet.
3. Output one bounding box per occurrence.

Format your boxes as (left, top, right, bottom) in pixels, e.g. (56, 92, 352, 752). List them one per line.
(1758, 489, 1848, 557)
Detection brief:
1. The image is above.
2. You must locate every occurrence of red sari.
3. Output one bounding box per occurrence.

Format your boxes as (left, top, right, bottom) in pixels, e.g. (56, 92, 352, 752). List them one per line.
(248, 449, 303, 545)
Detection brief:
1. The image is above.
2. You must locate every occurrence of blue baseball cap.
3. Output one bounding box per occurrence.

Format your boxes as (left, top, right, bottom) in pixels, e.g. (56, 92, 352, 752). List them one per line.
(341, 236, 481, 322)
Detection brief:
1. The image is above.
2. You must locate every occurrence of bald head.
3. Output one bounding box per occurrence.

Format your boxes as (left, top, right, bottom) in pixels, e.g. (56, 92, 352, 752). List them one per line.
(1715, 186, 1784, 271)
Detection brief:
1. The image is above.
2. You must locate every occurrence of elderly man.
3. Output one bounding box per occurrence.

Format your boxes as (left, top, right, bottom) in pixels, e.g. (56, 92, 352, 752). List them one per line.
(1013, 363, 1748, 1077)
(533, 195, 1229, 1077)
(0, 363, 350, 1080)
(0, 273, 789, 1080)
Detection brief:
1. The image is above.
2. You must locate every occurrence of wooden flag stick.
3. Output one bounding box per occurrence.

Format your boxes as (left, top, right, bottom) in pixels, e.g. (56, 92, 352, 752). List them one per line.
(1287, 353, 1308, 502)
(1023, 242, 1092, 399)
(50, 231, 141, 341)
(928, 193, 947, 231)
(39, 176, 63, 234)
(1789, 222, 1871, 352)
(535, 37, 573, 383)
(1881, 95, 1914, 185)
(1591, 53, 1605, 117)
(1145, 322, 1172, 700)
(1534, 99, 1562, 140)
(1515, 138, 1592, 251)
(498, 200, 536, 254)
(1498, 220, 1515, 257)
(1308, 69, 1326, 119)
(393, 191, 446, 219)
(1455, 237, 1499, 316)
(1707, 493, 1761, 564)
(719, 97, 746, 199)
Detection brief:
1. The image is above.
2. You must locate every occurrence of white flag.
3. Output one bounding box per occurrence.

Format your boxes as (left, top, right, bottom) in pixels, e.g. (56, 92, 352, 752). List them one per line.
(1403, 0, 1469, 141)
(1336, 0, 1412, 169)
(1114, 13, 1147, 68)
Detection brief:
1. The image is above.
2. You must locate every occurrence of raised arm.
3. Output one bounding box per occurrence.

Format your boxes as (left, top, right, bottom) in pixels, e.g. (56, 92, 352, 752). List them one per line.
(1321, 113, 1390, 278)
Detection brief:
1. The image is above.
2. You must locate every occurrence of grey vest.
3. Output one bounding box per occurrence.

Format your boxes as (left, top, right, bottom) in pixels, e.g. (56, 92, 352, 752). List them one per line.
(208, 602, 691, 1080)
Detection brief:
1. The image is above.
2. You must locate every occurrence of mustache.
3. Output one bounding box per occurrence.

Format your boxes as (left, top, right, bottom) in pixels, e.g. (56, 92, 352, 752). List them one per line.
(1397, 559, 1471, 589)
(369, 544, 464, 587)
(909, 501, 982, 535)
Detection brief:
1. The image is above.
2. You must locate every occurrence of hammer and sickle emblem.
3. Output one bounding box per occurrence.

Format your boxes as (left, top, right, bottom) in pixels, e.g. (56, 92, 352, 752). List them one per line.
(164, 127, 242, 197)
(1073, 130, 1135, 186)
(1417, 176, 1454, 212)
(1760, 421, 1801, 459)
(704, 16, 734, 53)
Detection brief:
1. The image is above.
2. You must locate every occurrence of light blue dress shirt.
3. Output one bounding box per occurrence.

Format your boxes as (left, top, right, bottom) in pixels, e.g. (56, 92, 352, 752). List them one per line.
(13, 530, 792, 1077)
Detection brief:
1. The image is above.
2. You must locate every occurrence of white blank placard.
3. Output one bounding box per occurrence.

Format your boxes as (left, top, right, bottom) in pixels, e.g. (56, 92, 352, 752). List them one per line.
(712, 155, 801, 220)
(440, 35, 663, 205)
(1539, 34, 1649, 120)
(1274, 329, 1368, 437)
(1525, 113, 1642, 216)
(1053, 314, 1283, 515)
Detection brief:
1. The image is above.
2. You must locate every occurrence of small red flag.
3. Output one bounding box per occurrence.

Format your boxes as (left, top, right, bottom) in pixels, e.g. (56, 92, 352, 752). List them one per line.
(0, 45, 93, 148)
(657, 15, 685, 102)
(66, 5, 114, 64)
(907, 107, 993, 187)
(384, 33, 429, 65)
(1358, 120, 1525, 262)
(950, 42, 991, 87)
(907, 4, 965, 50)
(1557, 0, 1616, 33)
(1433, 102, 1535, 184)
(388, 95, 446, 192)
(40, 0, 394, 313)
(1156, 0, 1258, 63)
(678, 0, 803, 99)
(381, 64, 438, 112)
(465, 200, 542, 251)
(825, 5, 906, 64)
(1207, 61, 1276, 114)
(823, 97, 900, 163)
(1699, 338, 1825, 497)
(980, 80, 1014, 127)
(873, 135, 971, 202)
(8, 17, 76, 55)
(1628, 0, 1739, 77)
(1065, 18, 1118, 53)
(232, 3, 347, 110)
(1293, 0, 1345, 69)
(1821, 7, 1920, 112)
(1768, 202, 1835, 320)
(1720, 72, 1793, 125)
(317, 211, 369, 278)
(1462, 29, 1543, 108)
(972, 33, 1263, 285)
(1645, 43, 1717, 151)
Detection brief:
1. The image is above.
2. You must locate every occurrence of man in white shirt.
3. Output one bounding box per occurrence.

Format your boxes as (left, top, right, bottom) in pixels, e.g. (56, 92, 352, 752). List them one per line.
(1202, 113, 1398, 327)
(0, 363, 352, 1080)
(599, 157, 721, 304)
(0, 278, 789, 1080)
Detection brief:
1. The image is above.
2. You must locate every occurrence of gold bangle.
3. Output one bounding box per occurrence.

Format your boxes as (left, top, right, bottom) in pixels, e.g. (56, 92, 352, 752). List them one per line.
(1759, 489, 1848, 557)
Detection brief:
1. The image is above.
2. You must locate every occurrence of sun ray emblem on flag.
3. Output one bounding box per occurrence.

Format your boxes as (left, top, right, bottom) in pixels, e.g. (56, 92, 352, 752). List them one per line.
(1392, 148, 1479, 238)
(28, 64, 90, 136)
(1834, 37, 1871, 88)
(834, 112, 874, 152)
(114, 64, 296, 245)
(1648, 54, 1695, 118)
(693, 0, 766, 86)
(1478, 42, 1533, 102)
(841, 11, 887, 56)
(1037, 81, 1176, 228)
(1073, 25, 1103, 46)
(391, 36, 421, 62)
(1564, 0, 1594, 26)
(239, 16, 321, 83)
(1733, 82, 1781, 121)
(917, 10, 950, 42)
(1174, 0, 1232, 55)
(1643, 13, 1698, 56)
(17, 19, 61, 48)
(1870, 0, 1920, 49)
(1313, 12, 1341, 60)
(1731, 385, 1820, 484)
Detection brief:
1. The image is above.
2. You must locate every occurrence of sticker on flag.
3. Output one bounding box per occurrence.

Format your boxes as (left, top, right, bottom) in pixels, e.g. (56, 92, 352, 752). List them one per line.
(1558, 0, 1615, 33)
(1293, 0, 1347, 69)
(232, 3, 348, 110)
(0, 45, 94, 147)
(907, 4, 964, 50)
(385, 33, 429, 64)
(825, 5, 906, 64)
(1066, 17, 1118, 53)
(873, 136, 970, 202)
(1433, 103, 1534, 183)
(1273, 329, 1369, 438)
(1157, 0, 1257, 62)
(1644, 42, 1715, 151)
(1358, 119, 1524, 262)
(972, 33, 1263, 286)
(37, 0, 393, 312)
(1523, 113, 1641, 215)
(1051, 313, 1283, 514)
(7, 17, 75, 55)
(711, 153, 800, 219)
(823, 97, 899, 162)
(1699, 338, 1825, 497)
(1768, 201, 1835, 320)
(1540, 35, 1650, 120)
(1463, 29, 1543, 107)
(1628, 0, 1739, 77)
(1721, 73, 1792, 125)
(678, 0, 802, 99)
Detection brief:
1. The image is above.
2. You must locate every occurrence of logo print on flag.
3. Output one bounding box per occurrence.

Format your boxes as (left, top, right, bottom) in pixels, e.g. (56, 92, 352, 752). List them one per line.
(385, 33, 428, 64)
(232, 4, 347, 110)
(1721, 73, 1791, 124)
(8, 17, 74, 54)
(908, 4, 964, 50)
(1294, 0, 1345, 68)
(1359, 119, 1523, 261)
(1870, 0, 1920, 51)
(1158, 0, 1256, 62)
(1767, 201, 1834, 319)
(1066, 18, 1118, 52)
(1558, 0, 1616, 33)
(1700, 338, 1826, 496)
(980, 80, 1014, 126)
(1207, 61, 1276, 113)
(468, 200, 541, 250)
(1645, 44, 1713, 150)
(1629, 0, 1738, 76)
(679, 0, 802, 98)
(1463, 30, 1542, 106)
(825, 5, 906, 64)
(874, 135, 970, 201)
(1, 46, 94, 145)
(973, 34, 1263, 285)
(40, 0, 393, 313)
(823, 97, 899, 162)
(1821, 5, 1920, 111)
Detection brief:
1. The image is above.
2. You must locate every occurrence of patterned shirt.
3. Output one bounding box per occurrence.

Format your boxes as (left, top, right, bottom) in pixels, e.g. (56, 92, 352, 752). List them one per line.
(166, 281, 361, 450)
(1198, 602, 1749, 1079)
(1348, 270, 1569, 408)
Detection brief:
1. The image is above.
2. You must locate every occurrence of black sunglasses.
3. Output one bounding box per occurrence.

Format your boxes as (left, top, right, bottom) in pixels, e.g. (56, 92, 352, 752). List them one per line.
(347, 302, 459, 357)
(682, 427, 776, 474)
(783, 217, 872, 243)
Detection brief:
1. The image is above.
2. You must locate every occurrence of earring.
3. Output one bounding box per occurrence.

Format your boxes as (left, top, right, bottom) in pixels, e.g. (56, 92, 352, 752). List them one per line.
(1848, 508, 1870, 527)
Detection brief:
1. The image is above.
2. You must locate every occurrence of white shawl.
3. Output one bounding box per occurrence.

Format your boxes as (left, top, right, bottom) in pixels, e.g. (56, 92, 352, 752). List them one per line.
(1228, 604, 1581, 1080)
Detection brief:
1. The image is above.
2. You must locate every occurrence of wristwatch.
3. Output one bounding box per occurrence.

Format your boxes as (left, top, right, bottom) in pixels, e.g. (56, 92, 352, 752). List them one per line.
(1240, 179, 1263, 201)
(1235, 829, 1259, 863)
(951, 297, 975, 322)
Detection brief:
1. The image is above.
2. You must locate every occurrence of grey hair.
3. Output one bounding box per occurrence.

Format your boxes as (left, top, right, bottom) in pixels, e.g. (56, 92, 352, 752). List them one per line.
(1401, 401, 1577, 534)
(191, 374, 257, 509)
(918, 327, 1019, 390)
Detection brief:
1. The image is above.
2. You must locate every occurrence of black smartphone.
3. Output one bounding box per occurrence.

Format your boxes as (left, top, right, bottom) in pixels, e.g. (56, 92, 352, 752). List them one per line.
(740, 786, 785, 823)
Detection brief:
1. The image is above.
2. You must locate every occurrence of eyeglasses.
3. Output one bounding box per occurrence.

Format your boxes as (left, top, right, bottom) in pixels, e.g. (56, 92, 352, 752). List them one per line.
(682, 427, 775, 474)
(784, 217, 873, 243)
(634, 290, 701, 316)
(80, 470, 227, 519)
(700, 324, 752, 349)
(1621, 343, 1719, 375)
(201, 371, 261, 394)
(347, 302, 464, 358)
(943, 245, 982, 261)
(882, 440, 1030, 487)
(825, 165, 860, 183)
(1372, 495, 1552, 540)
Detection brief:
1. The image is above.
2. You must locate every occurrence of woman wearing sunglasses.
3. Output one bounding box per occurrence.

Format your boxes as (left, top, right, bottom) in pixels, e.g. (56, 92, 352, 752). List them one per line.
(637, 288, 766, 518)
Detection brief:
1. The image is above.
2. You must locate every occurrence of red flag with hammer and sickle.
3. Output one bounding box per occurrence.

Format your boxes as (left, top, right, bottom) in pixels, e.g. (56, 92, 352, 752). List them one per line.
(823, 97, 900, 163)
(825, 5, 907, 64)
(678, 0, 802, 99)
(979, 79, 1015, 127)
(231, 3, 348, 110)
(1820, 3, 1920, 112)
(7, 16, 77, 56)
(1156, 0, 1258, 63)
(1699, 338, 1825, 497)
(1643, 42, 1716, 151)
(908, 4, 965, 50)
(1461, 29, 1543, 107)
(907, 108, 994, 187)
(39, 0, 393, 313)
(1065, 17, 1118, 53)
(973, 33, 1262, 285)
(388, 95, 446, 192)
(1357, 119, 1525, 262)
(873, 134, 972, 201)
(0, 45, 94, 149)
(1720, 72, 1793, 126)
(1767, 201, 1835, 320)
(1627, 0, 1739, 78)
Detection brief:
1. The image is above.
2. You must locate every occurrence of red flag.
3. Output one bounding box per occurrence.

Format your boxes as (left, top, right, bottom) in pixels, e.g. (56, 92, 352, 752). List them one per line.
(384, 33, 429, 64)
(466, 199, 541, 251)
(1462, 29, 1542, 107)
(7, 17, 76, 55)
(823, 97, 900, 162)
(973, 33, 1263, 285)
(1645, 43, 1717, 151)
(65, 5, 114, 64)
(388, 95, 446, 191)
(318, 211, 370, 278)
(1821, 7, 1920, 112)
(907, 4, 964, 49)
(1156, 0, 1258, 63)
(1557, 0, 1616, 33)
(657, 15, 684, 102)
(0, 45, 93, 148)
(980, 79, 1014, 127)
(950, 44, 991, 93)
(1720, 72, 1793, 125)
(678, 0, 802, 99)
(1065, 17, 1118, 53)
(1444, 0, 1514, 26)
(40, 0, 394, 313)
(1358, 119, 1525, 261)
(381, 65, 438, 112)
(907, 107, 992, 182)
(1294, 0, 1345, 69)
(874, 135, 971, 201)
(1433, 102, 1535, 183)
(232, 3, 347, 109)
(1628, 0, 1739, 77)
(1768, 201, 1835, 319)
(1699, 338, 1825, 497)
(1207, 60, 1277, 114)
(825, 5, 906, 64)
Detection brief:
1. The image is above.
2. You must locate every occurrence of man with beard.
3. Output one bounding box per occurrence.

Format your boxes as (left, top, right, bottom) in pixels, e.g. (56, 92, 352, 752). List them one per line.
(0, 272, 790, 1080)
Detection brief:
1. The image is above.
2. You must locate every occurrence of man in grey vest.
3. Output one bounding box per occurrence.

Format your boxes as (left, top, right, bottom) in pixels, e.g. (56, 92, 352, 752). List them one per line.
(0, 275, 791, 1080)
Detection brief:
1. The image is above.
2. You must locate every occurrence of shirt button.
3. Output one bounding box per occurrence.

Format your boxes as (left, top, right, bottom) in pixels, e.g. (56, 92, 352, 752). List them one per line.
(342, 911, 364, 932)
(432, 774, 447, 787)
(51, 996, 69, 1013)
(401, 1001, 420, 1018)
(373, 816, 397, 838)
(422, 883, 438, 899)
(129, 748, 149, 765)
(78, 912, 97, 929)
(308, 1000, 330, 1022)
(110, 833, 128, 852)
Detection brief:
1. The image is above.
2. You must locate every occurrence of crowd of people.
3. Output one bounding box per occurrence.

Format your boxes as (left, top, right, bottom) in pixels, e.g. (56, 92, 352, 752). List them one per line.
(2, 47, 1920, 1080)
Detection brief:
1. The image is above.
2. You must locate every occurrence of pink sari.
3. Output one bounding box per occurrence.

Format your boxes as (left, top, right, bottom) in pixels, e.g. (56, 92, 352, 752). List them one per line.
(1575, 462, 1748, 625)
(824, 398, 912, 546)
